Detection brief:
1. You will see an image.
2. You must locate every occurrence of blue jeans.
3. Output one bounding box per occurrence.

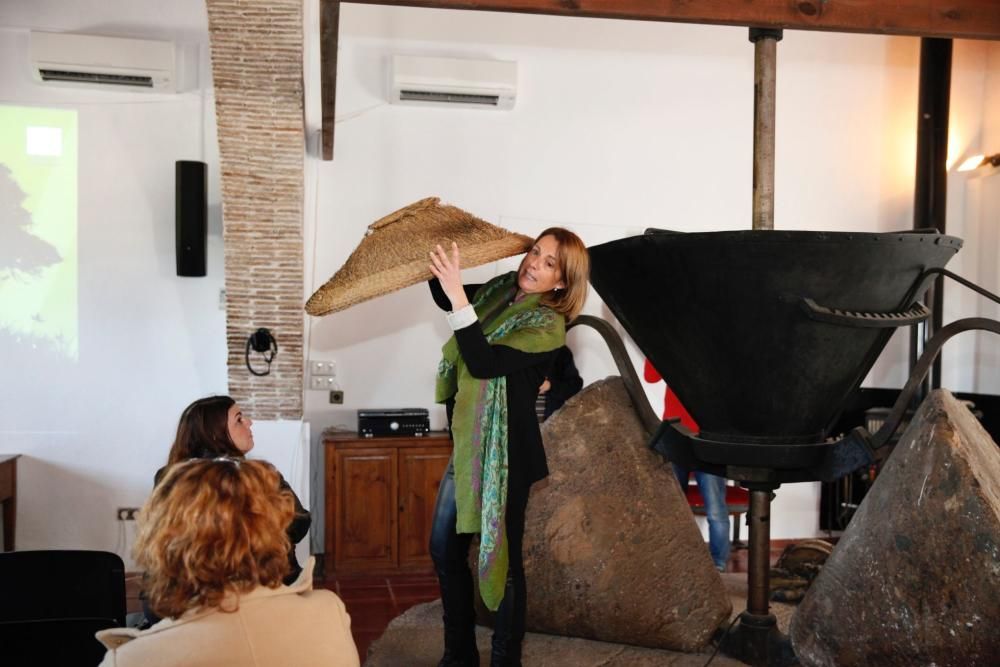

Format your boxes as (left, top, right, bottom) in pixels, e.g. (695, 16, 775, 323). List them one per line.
(430, 461, 530, 666)
(673, 465, 730, 570)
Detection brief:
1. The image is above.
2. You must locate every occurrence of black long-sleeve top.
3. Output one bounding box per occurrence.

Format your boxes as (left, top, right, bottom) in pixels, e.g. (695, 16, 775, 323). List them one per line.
(542, 345, 583, 420)
(430, 278, 559, 489)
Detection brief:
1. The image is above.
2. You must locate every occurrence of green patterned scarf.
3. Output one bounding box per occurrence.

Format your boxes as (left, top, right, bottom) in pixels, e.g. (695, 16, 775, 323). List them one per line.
(435, 271, 565, 611)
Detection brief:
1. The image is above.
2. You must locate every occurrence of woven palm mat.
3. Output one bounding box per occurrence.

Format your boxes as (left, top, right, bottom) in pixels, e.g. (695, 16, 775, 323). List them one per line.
(306, 197, 533, 316)
(363, 573, 793, 666)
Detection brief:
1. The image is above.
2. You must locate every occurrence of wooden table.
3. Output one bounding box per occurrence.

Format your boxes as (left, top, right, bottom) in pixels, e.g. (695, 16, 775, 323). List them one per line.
(0, 455, 19, 552)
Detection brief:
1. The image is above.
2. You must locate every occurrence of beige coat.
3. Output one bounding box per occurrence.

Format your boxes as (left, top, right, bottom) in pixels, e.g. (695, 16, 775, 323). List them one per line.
(96, 559, 360, 667)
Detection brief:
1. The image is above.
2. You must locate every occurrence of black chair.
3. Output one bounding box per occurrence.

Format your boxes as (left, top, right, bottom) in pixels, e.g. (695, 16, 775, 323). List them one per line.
(0, 550, 126, 666)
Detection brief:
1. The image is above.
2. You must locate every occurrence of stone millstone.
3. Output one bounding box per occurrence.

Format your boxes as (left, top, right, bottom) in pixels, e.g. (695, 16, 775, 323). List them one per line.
(791, 389, 1000, 667)
(513, 376, 731, 651)
(365, 576, 797, 666)
(365, 599, 751, 667)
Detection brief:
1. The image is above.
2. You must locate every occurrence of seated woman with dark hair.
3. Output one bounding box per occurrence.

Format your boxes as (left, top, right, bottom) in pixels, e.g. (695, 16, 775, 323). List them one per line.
(157, 395, 310, 583)
(97, 458, 359, 667)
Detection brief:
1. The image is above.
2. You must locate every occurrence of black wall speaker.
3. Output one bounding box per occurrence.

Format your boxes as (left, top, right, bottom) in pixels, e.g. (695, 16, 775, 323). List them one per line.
(175, 160, 207, 277)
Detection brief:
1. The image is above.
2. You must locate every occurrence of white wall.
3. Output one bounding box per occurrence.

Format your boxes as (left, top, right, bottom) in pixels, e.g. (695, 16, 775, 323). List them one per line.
(0, 1, 308, 569)
(303, 5, 997, 540)
(940, 41, 1000, 395)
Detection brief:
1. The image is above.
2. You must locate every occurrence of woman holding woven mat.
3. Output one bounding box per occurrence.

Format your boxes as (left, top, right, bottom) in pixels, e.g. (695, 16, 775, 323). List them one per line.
(428, 228, 589, 667)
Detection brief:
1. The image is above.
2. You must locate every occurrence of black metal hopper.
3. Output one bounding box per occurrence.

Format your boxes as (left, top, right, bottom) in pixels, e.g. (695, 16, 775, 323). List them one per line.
(589, 229, 961, 470)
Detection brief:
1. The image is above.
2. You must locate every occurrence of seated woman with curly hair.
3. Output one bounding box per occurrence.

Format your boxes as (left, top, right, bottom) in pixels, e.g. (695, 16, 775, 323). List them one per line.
(97, 458, 359, 667)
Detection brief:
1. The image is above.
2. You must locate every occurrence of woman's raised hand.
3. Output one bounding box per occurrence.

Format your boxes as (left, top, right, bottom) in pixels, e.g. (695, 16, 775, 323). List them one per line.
(429, 242, 470, 310)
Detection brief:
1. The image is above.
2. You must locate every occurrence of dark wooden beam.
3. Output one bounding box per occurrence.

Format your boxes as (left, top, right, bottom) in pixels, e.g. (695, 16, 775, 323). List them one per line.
(352, 1, 1000, 41)
(321, 0, 341, 161)
(322, 0, 997, 156)
(913, 38, 953, 393)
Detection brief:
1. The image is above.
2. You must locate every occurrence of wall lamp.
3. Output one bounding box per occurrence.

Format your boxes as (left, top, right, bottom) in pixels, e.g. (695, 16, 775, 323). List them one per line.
(957, 153, 1000, 172)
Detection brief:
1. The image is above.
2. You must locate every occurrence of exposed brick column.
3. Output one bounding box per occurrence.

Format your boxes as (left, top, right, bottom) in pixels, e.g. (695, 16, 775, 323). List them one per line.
(205, 0, 304, 419)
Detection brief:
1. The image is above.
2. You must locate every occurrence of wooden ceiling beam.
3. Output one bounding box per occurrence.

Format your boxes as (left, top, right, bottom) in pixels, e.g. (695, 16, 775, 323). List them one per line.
(321, 1, 999, 159)
(321, 0, 340, 161)
(353, 1, 1000, 41)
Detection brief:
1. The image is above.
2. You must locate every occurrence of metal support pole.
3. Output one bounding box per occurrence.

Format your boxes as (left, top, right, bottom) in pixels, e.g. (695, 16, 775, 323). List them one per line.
(747, 488, 772, 617)
(721, 483, 782, 667)
(750, 28, 782, 231)
(721, 31, 783, 666)
(743, 487, 775, 667)
(912, 37, 952, 392)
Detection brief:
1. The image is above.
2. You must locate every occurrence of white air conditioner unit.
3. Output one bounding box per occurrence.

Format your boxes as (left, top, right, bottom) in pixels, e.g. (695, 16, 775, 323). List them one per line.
(390, 55, 517, 110)
(29, 31, 176, 92)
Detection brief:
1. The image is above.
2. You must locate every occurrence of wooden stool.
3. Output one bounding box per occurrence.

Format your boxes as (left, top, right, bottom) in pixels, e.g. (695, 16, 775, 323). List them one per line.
(684, 483, 750, 550)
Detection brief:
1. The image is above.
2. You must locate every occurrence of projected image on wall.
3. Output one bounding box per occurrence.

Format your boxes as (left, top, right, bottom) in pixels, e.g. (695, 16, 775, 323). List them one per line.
(0, 105, 77, 360)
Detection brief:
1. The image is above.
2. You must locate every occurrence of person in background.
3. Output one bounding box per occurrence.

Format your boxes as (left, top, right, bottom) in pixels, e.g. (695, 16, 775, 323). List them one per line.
(158, 395, 310, 584)
(428, 228, 590, 667)
(535, 345, 583, 422)
(96, 458, 359, 667)
(644, 360, 731, 572)
(135, 395, 312, 630)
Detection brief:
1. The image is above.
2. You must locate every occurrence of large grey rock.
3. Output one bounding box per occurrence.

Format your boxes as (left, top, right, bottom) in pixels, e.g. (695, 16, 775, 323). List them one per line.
(518, 377, 731, 651)
(791, 389, 1000, 666)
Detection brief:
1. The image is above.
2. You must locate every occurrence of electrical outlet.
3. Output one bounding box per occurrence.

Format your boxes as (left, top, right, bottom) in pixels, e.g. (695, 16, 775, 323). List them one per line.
(310, 375, 337, 390)
(310, 360, 336, 376)
(117, 507, 139, 521)
(329, 389, 344, 404)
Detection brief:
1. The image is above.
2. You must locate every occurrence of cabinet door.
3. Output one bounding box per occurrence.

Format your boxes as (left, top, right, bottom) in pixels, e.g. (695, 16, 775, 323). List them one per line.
(397, 446, 451, 569)
(334, 448, 397, 572)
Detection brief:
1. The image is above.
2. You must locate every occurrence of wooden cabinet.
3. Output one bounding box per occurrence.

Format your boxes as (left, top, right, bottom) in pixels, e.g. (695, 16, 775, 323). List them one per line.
(324, 432, 451, 573)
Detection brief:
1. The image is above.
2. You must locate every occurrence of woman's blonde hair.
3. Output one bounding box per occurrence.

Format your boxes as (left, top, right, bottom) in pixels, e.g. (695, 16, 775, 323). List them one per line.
(134, 458, 294, 619)
(534, 227, 589, 321)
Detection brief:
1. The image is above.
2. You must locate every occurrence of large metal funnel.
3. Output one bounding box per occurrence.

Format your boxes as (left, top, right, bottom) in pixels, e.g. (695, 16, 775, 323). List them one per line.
(589, 230, 961, 444)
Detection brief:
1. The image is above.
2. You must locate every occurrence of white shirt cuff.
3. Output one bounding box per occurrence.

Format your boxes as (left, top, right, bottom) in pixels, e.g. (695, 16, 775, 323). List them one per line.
(446, 304, 478, 331)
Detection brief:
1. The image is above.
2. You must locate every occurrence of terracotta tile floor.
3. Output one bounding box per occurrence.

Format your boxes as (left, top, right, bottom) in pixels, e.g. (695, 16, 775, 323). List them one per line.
(125, 571, 442, 659)
(316, 541, 802, 661)
(125, 539, 816, 662)
(316, 572, 441, 659)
